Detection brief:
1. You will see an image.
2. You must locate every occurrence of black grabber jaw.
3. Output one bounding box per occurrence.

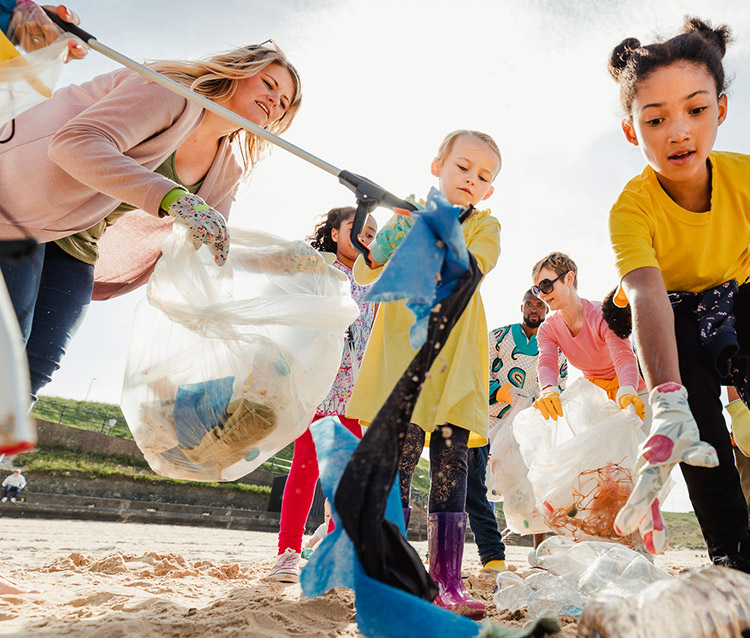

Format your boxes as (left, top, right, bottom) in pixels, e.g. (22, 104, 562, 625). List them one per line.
(338, 170, 417, 268)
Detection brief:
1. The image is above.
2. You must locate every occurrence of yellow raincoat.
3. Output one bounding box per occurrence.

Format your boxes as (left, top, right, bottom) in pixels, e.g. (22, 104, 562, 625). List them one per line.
(346, 209, 500, 447)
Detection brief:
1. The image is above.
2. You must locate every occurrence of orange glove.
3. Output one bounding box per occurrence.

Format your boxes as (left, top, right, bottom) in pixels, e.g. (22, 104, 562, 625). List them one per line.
(533, 387, 563, 421)
(616, 385, 646, 420)
(495, 382, 531, 407)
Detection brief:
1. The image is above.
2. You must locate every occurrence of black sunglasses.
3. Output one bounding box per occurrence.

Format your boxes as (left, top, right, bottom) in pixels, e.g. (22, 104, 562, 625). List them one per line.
(532, 271, 569, 297)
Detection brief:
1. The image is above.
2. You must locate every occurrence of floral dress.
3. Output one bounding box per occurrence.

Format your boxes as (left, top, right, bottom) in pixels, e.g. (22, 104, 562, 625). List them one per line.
(316, 256, 375, 416)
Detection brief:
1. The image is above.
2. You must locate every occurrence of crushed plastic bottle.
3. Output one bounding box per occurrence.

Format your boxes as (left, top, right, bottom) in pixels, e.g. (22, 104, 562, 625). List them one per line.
(496, 536, 672, 619)
(526, 571, 585, 618)
(493, 572, 528, 612)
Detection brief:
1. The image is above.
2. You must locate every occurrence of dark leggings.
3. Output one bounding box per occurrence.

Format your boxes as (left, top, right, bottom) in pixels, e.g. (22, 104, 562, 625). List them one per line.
(675, 284, 750, 557)
(399, 423, 469, 513)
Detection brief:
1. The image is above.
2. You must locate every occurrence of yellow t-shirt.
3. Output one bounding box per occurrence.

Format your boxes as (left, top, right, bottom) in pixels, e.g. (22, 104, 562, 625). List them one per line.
(609, 151, 750, 292)
(345, 209, 501, 447)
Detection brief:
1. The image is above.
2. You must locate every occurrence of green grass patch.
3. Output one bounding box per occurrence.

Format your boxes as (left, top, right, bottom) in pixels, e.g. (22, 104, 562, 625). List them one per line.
(33, 396, 132, 440)
(662, 511, 706, 550)
(14, 445, 270, 495)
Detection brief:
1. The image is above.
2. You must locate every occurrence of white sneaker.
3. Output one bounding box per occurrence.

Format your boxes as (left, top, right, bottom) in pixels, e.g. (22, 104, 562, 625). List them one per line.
(10, 498, 15, 503)
(1, 497, 6, 503)
(267, 548, 301, 583)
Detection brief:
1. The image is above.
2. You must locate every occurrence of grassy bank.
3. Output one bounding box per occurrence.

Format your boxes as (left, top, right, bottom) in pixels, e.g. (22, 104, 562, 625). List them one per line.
(14, 445, 270, 495)
(33, 396, 131, 440)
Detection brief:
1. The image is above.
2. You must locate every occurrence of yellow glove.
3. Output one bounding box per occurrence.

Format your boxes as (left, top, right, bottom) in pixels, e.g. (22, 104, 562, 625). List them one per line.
(727, 399, 750, 456)
(534, 387, 562, 421)
(494, 382, 531, 407)
(616, 385, 645, 420)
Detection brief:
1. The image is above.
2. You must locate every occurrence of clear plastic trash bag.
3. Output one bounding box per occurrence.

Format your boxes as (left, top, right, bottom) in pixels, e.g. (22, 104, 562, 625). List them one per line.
(486, 396, 549, 535)
(0, 37, 67, 125)
(121, 225, 359, 482)
(512, 378, 644, 544)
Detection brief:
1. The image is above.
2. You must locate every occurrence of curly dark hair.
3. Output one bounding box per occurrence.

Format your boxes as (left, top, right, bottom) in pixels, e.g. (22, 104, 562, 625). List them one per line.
(306, 206, 356, 253)
(602, 288, 632, 339)
(608, 17, 732, 118)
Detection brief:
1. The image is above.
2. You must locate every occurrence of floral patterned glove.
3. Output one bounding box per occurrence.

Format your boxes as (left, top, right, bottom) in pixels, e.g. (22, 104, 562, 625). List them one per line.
(167, 194, 229, 266)
(614, 382, 719, 553)
(369, 211, 414, 265)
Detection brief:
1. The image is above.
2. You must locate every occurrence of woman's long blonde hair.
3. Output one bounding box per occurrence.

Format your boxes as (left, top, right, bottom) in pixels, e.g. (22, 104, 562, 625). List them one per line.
(150, 45, 302, 175)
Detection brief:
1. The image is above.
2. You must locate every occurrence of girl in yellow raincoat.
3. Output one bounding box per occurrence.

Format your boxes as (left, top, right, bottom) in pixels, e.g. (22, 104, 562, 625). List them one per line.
(346, 129, 501, 619)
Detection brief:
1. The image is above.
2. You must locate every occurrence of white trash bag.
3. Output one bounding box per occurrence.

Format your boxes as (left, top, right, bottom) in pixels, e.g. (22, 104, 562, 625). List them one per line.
(512, 378, 645, 544)
(486, 396, 549, 535)
(121, 225, 359, 482)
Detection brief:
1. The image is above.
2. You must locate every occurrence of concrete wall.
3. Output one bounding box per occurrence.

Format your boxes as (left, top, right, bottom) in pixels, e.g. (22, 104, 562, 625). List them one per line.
(28, 473, 270, 510)
(34, 419, 282, 488)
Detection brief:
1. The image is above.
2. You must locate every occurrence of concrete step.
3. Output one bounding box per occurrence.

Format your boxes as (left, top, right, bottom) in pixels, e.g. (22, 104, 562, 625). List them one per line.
(0, 492, 283, 532)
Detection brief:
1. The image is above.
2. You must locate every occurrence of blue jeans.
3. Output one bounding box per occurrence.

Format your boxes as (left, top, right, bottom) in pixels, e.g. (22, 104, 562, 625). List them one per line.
(0, 242, 94, 401)
(3, 485, 21, 499)
(465, 444, 505, 564)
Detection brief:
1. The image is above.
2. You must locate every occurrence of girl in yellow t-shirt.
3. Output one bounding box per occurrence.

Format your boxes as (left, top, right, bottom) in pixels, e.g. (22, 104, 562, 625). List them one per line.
(607, 17, 750, 570)
(347, 130, 501, 619)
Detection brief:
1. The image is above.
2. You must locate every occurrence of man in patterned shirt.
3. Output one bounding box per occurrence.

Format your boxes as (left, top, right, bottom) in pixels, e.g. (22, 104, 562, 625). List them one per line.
(467, 289, 567, 570)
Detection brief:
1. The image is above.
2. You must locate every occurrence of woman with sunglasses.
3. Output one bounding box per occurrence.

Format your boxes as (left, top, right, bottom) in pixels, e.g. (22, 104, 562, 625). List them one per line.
(530, 251, 647, 423)
(0, 42, 301, 401)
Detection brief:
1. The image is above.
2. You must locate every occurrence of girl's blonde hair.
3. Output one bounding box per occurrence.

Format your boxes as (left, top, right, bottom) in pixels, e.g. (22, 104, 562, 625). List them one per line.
(435, 129, 502, 175)
(150, 44, 302, 176)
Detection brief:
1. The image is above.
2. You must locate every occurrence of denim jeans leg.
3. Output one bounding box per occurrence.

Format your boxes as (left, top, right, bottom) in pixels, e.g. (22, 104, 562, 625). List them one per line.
(25, 243, 94, 399)
(0, 242, 46, 343)
(465, 444, 506, 564)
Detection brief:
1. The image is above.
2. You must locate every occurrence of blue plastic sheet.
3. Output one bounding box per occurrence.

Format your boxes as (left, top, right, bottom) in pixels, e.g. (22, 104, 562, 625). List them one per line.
(300, 416, 483, 638)
(367, 188, 470, 348)
(172, 376, 234, 448)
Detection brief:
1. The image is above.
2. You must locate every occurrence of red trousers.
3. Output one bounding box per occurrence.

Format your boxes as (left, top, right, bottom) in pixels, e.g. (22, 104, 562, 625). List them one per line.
(277, 414, 362, 554)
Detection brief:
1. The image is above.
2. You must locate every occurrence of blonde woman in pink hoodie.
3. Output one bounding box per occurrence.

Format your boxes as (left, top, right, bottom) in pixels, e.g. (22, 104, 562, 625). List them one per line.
(0, 42, 302, 400)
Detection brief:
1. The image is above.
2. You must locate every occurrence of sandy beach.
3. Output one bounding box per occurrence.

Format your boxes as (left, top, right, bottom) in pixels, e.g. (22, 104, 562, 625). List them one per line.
(0, 518, 711, 637)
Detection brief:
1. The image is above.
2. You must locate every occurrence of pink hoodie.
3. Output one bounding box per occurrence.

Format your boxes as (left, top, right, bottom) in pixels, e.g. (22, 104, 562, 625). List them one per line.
(536, 298, 644, 391)
(0, 68, 241, 298)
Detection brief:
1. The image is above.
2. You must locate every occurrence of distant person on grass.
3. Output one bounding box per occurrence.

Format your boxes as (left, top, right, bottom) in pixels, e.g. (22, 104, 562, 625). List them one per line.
(2, 468, 26, 502)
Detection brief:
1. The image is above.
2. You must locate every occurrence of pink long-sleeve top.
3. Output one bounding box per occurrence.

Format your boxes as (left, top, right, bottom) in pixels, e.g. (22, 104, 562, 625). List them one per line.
(536, 298, 644, 391)
(0, 68, 241, 299)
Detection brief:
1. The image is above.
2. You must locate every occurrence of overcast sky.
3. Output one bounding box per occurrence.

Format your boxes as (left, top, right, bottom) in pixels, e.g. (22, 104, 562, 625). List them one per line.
(34, 0, 750, 510)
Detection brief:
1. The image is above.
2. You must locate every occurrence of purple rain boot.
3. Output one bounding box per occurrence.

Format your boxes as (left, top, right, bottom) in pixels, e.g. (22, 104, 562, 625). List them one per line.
(428, 512, 486, 619)
(403, 506, 412, 531)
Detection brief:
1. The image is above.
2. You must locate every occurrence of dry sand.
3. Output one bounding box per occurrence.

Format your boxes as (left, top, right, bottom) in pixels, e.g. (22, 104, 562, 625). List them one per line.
(0, 518, 711, 637)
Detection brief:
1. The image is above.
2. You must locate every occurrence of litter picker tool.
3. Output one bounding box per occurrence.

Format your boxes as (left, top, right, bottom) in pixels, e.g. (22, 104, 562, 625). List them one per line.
(42, 9, 439, 265)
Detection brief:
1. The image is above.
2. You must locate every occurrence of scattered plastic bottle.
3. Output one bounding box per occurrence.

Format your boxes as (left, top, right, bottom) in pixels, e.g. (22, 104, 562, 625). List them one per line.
(493, 572, 528, 612)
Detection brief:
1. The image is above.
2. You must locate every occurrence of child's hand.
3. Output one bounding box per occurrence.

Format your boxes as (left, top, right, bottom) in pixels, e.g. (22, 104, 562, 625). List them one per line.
(369, 212, 414, 266)
(614, 382, 718, 553)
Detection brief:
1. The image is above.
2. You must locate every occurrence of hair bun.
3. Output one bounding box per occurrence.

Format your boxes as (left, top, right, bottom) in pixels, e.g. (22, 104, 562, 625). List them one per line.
(608, 38, 641, 81)
(683, 17, 732, 58)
